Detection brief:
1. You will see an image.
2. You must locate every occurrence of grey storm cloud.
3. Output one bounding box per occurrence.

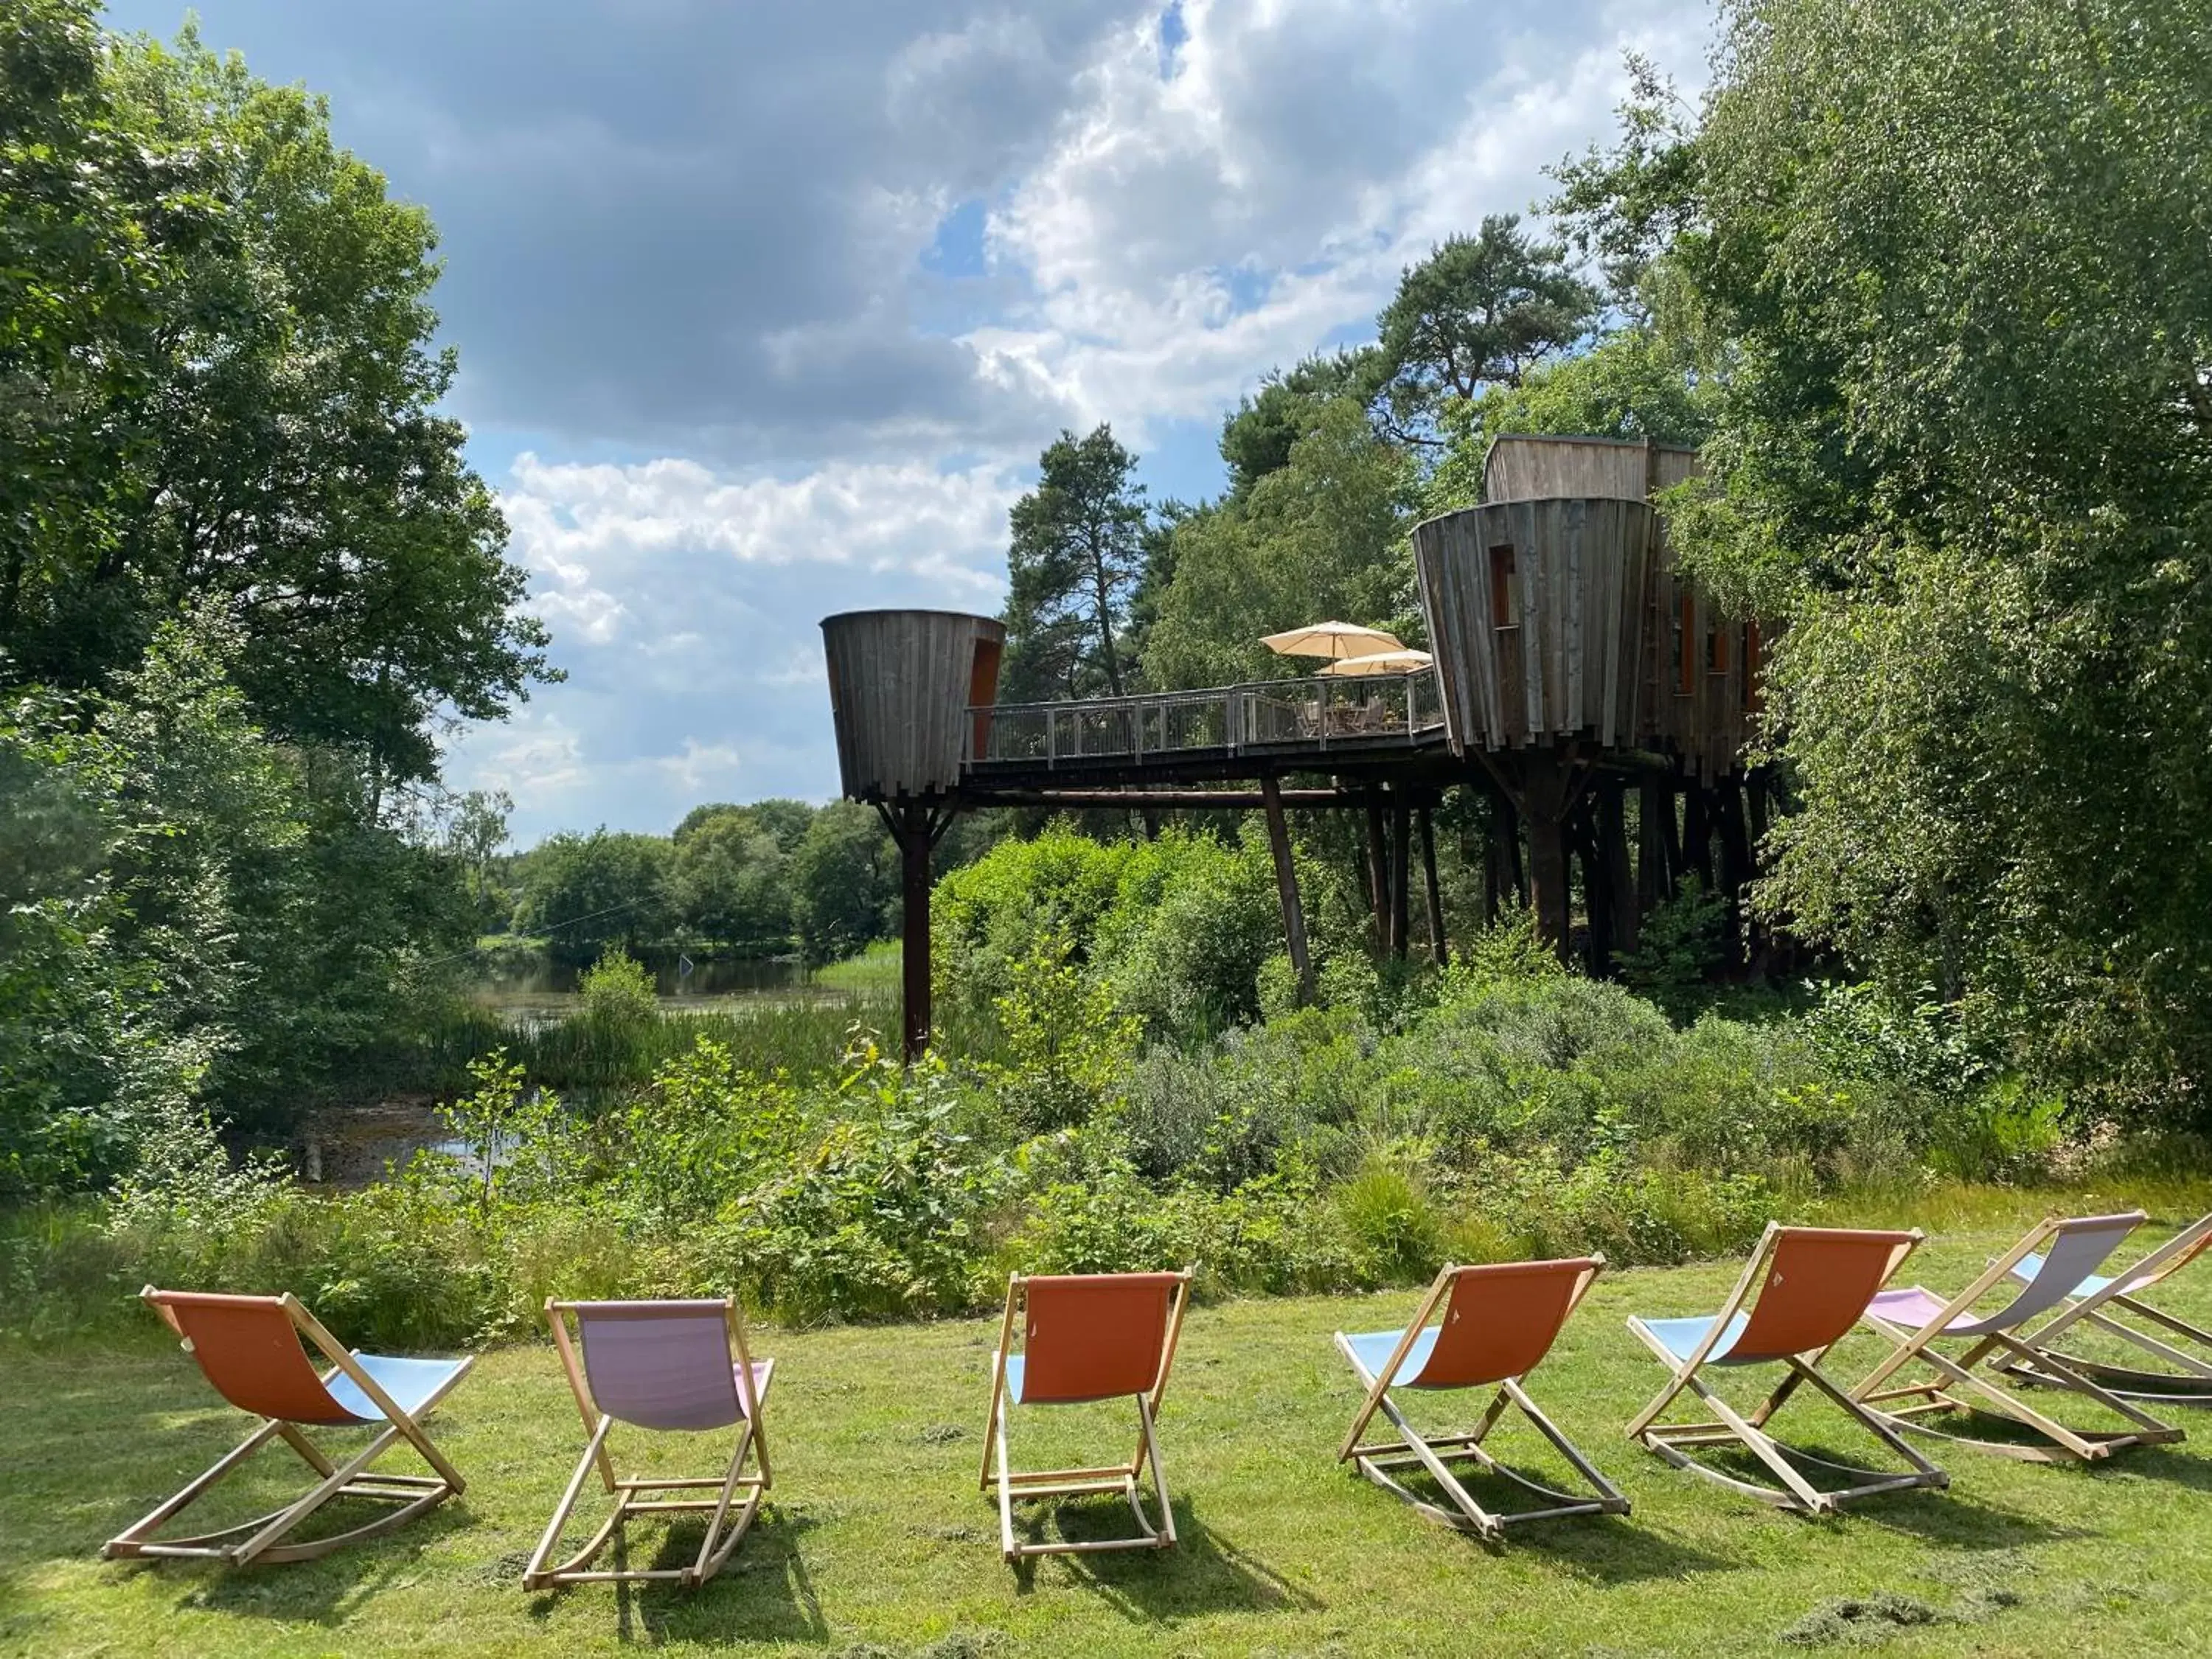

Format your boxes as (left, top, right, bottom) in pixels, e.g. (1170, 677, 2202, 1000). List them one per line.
(104, 0, 1150, 459)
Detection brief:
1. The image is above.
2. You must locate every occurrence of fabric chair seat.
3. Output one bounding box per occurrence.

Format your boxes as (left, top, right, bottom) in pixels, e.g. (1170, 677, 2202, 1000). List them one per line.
(1867, 1286, 1992, 1335)
(324, 1353, 471, 1422)
(1342, 1326, 1438, 1385)
(2012, 1253, 2115, 1298)
(1640, 1312, 1751, 1365)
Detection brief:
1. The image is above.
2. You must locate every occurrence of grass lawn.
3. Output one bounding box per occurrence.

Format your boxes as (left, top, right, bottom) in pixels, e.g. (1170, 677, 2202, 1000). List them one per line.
(7, 1214, 2212, 1658)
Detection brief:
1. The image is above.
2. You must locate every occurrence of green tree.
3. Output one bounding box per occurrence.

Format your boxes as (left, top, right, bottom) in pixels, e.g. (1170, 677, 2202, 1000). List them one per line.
(672, 810, 791, 950)
(1422, 327, 1714, 515)
(1374, 215, 1599, 442)
(515, 830, 674, 962)
(1000, 425, 1148, 701)
(1141, 398, 1416, 690)
(1579, 0, 2212, 1110)
(790, 801, 897, 963)
(1, 20, 555, 801)
(1217, 348, 1389, 500)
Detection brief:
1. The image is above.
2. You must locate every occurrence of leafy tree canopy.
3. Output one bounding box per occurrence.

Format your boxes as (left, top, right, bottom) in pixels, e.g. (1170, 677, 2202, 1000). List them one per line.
(1000, 425, 1148, 701)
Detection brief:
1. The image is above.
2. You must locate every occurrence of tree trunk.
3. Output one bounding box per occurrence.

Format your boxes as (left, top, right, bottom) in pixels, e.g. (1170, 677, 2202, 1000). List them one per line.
(1573, 807, 1614, 977)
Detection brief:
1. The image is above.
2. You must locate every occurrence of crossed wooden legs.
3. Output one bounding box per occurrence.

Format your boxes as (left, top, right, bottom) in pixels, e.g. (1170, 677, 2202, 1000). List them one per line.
(1335, 1335, 1628, 1541)
(1625, 1322, 1945, 1515)
(983, 1388, 1175, 1564)
(524, 1406, 770, 1590)
(104, 1360, 475, 1567)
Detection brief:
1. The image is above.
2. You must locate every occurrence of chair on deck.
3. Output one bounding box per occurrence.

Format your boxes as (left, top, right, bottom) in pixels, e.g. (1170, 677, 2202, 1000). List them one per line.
(1848, 1211, 2185, 1461)
(980, 1269, 1193, 1564)
(1335, 1257, 1629, 1540)
(1626, 1225, 1948, 1514)
(105, 1287, 475, 1566)
(526, 1298, 773, 1590)
(1991, 1212, 2212, 1403)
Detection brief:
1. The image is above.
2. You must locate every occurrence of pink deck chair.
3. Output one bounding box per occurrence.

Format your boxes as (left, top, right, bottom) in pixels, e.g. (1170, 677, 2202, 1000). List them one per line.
(979, 1269, 1193, 1564)
(1626, 1225, 1949, 1514)
(105, 1287, 475, 1566)
(1992, 1212, 2212, 1402)
(526, 1298, 774, 1590)
(1850, 1211, 2185, 1461)
(1335, 1257, 1629, 1540)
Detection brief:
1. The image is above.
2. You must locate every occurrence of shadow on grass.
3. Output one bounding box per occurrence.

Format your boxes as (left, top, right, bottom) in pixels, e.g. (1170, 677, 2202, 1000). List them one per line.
(521, 1503, 824, 1646)
(146, 1500, 476, 1627)
(1009, 1497, 1318, 1621)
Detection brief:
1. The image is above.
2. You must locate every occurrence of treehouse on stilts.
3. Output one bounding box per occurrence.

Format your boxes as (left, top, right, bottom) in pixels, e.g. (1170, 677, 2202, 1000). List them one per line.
(821, 437, 1769, 1058)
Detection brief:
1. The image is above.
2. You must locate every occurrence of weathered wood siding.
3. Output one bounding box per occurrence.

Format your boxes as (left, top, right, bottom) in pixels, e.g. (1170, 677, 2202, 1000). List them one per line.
(821, 610, 1006, 801)
(1413, 497, 1654, 754)
(1481, 434, 1756, 779)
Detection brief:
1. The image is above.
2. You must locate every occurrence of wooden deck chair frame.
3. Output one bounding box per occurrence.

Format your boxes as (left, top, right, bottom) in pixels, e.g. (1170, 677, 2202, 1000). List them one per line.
(980, 1268, 1193, 1564)
(1992, 1214, 2212, 1405)
(105, 1287, 475, 1566)
(1626, 1225, 1950, 1515)
(526, 1298, 773, 1590)
(1849, 1213, 2185, 1461)
(1335, 1258, 1629, 1541)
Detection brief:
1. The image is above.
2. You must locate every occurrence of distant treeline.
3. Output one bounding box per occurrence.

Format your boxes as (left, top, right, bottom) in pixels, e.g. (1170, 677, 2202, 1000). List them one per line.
(493, 801, 1003, 965)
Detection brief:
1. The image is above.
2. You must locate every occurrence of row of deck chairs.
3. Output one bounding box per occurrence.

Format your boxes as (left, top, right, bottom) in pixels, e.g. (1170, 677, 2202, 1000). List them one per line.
(107, 1209, 2212, 1578)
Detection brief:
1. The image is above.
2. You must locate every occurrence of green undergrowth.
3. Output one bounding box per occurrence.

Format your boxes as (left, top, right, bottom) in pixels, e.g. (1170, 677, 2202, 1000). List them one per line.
(6, 1222, 2212, 1657)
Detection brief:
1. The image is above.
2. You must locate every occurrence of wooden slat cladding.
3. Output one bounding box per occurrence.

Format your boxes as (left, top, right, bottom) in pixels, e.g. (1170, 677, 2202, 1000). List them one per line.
(821, 609, 1006, 801)
(1472, 434, 1761, 782)
(1413, 497, 1653, 754)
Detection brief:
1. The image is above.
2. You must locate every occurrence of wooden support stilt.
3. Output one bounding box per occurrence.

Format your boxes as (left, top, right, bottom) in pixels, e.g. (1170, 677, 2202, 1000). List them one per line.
(1260, 774, 1313, 1005)
(1659, 776, 1686, 897)
(1390, 801, 1412, 961)
(1638, 775, 1672, 922)
(1688, 783, 1719, 892)
(1601, 779, 1638, 957)
(1714, 776, 1754, 970)
(1520, 754, 1573, 964)
(1365, 790, 1391, 955)
(1573, 807, 1614, 978)
(1418, 806, 1446, 966)
(877, 799, 950, 1062)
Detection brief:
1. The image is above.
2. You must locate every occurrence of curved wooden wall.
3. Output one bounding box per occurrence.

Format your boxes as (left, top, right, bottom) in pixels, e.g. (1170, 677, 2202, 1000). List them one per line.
(1414, 496, 1655, 754)
(1479, 434, 1759, 781)
(821, 609, 1005, 801)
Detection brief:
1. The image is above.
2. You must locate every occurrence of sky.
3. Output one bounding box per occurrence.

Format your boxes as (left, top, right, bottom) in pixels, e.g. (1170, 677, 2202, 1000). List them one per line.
(102, 0, 1711, 844)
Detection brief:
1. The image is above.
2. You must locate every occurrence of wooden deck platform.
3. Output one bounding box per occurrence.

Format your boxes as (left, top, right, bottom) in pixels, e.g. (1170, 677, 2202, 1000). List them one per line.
(959, 669, 1453, 793)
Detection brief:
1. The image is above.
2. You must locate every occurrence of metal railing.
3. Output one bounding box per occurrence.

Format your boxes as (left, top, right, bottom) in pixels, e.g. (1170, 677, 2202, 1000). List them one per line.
(964, 668, 1445, 770)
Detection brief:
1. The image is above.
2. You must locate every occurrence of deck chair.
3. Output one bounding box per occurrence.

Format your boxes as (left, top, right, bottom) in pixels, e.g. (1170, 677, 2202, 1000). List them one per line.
(1849, 1211, 2185, 1461)
(105, 1287, 475, 1565)
(1626, 1225, 1948, 1514)
(980, 1268, 1192, 1564)
(525, 1298, 773, 1590)
(1335, 1257, 1629, 1540)
(1992, 1212, 2212, 1402)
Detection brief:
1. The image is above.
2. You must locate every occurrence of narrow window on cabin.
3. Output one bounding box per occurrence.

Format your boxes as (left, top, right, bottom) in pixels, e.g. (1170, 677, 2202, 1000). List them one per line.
(1675, 594, 1697, 694)
(1488, 545, 1517, 628)
(1707, 622, 1730, 675)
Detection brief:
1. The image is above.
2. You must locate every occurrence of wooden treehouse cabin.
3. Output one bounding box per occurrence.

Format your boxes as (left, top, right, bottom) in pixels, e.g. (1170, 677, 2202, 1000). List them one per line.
(821, 436, 1770, 1057)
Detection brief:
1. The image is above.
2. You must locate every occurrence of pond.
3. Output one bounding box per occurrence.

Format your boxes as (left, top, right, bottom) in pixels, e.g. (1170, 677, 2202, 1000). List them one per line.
(470, 947, 846, 1024)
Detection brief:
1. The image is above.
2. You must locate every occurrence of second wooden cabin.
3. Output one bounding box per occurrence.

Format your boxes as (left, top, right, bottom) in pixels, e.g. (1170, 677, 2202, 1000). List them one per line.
(1412, 434, 1759, 781)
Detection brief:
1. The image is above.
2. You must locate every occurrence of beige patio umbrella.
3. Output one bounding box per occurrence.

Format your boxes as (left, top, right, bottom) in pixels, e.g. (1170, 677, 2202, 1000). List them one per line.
(1316, 648, 1433, 677)
(1259, 620, 1404, 661)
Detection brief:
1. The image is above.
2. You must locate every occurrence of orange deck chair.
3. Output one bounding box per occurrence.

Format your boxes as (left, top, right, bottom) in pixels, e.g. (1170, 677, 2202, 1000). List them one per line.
(980, 1269, 1193, 1564)
(1849, 1211, 2185, 1461)
(1992, 1211, 2212, 1404)
(105, 1287, 475, 1566)
(1335, 1257, 1629, 1540)
(1626, 1225, 1948, 1514)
